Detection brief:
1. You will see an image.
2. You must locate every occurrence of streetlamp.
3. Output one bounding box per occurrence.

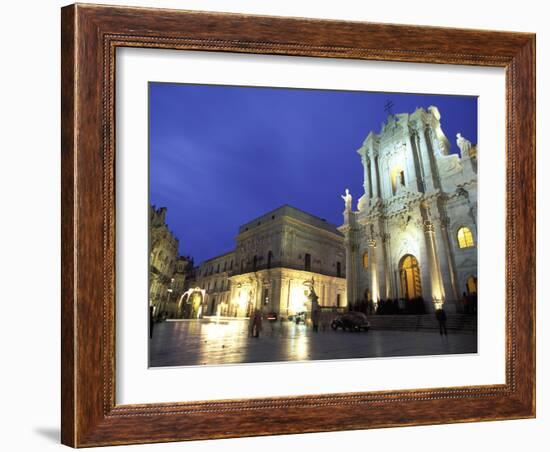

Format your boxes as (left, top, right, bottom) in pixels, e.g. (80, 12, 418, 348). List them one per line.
(162, 286, 173, 319)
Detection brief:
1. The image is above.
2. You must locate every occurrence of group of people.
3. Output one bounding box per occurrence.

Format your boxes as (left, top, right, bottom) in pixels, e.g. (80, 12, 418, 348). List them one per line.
(247, 307, 337, 338)
(248, 305, 452, 338)
(352, 297, 427, 316)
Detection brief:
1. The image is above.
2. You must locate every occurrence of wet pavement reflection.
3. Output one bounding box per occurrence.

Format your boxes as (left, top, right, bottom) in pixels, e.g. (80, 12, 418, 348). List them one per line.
(149, 318, 477, 367)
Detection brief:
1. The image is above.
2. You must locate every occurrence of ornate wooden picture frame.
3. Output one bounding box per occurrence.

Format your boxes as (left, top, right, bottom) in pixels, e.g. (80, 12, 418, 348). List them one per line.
(61, 3, 535, 447)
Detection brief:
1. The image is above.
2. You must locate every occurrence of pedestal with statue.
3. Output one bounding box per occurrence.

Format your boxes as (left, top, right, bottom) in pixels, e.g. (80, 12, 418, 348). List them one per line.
(304, 278, 320, 331)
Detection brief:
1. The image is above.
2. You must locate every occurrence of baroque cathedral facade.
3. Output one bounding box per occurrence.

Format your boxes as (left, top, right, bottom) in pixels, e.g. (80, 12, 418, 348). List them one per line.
(340, 106, 478, 313)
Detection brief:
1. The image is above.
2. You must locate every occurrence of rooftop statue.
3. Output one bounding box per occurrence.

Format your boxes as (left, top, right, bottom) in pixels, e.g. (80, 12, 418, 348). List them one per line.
(341, 188, 352, 212)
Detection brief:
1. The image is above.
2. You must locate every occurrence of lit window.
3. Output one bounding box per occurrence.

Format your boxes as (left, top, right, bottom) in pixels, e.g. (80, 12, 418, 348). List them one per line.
(457, 227, 475, 248)
(363, 252, 369, 269)
(390, 166, 405, 194)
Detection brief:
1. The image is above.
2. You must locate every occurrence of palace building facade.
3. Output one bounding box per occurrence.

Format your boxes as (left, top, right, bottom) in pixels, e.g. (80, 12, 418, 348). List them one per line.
(340, 106, 478, 313)
(149, 205, 192, 318)
(182, 205, 347, 318)
(149, 206, 179, 315)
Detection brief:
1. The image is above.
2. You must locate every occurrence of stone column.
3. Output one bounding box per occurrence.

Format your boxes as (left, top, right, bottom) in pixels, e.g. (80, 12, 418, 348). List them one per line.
(228, 284, 235, 315)
(374, 155, 382, 198)
(358, 145, 371, 200)
(257, 278, 264, 313)
(368, 238, 380, 308)
(405, 134, 424, 192)
(423, 219, 445, 310)
(362, 154, 371, 200)
(342, 206, 361, 309)
(344, 239, 357, 308)
(382, 232, 394, 299)
(424, 126, 442, 190)
(280, 277, 290, 317)
(439, 219, 460, 309)
(270, 278, 281, 315)
(415, 125, 436, 192)
(369, 152, 379, 199)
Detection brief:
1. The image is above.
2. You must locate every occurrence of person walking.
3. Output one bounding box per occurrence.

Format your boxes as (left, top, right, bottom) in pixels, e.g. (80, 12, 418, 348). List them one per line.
(435, 307, 448, 336)
(311, 306, 320, 333)
(251, 309, 263, 338)
(248, 311, 255, 337)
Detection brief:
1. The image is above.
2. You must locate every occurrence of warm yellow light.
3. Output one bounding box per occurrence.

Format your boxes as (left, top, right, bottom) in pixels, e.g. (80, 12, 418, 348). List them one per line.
(362, 251, 369, 269)
(237, 290, 247, 307)
(289, 286, 307, 314)
(466, 276, 477, 294)
(457, 227, 474, 248)
(390, 166, 405, 194)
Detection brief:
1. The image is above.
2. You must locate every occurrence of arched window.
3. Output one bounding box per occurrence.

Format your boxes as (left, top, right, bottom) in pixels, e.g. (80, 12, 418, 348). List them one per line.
(390, 166, 406, 194)
(362, 251, 369, 269)
(457, 226, 475, 249)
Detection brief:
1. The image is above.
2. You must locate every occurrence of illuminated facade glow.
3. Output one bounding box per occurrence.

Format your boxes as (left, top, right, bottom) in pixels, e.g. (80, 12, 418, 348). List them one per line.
(340, 106, 478, 312)
(188, 205, 347, 318)
(457, 226, 475, 249)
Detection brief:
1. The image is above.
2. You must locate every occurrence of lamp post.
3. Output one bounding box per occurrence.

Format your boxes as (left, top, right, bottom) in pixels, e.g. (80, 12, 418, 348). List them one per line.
(165, 288, 173, 317)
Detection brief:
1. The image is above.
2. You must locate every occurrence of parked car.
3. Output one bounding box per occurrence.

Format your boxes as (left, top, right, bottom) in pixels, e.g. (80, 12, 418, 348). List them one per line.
(331, 311, 370, 332)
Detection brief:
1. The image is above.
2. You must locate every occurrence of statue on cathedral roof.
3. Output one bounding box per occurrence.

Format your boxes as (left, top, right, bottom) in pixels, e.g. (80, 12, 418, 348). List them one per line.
(341, 188, 352, 212)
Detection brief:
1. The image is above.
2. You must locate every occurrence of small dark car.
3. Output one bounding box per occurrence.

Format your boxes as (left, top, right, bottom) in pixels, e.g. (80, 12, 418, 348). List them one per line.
(331, 311, 370, 332)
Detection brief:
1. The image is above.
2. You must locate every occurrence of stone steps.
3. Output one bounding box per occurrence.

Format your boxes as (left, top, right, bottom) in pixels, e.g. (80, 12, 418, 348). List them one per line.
(367, 314, 477, 333)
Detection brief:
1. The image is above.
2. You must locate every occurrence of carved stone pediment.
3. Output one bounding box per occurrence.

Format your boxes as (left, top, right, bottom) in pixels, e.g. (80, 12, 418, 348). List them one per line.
(379, 141, 407, 163)
(437, 153, 463, 177)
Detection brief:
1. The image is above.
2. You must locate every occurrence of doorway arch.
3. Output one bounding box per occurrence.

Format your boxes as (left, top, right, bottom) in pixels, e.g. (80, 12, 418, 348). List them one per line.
(399, 254, 422, 300)
(466, 275, 477, 294)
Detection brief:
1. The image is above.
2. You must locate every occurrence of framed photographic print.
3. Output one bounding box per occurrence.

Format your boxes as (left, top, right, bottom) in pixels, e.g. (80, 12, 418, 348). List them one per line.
(61, 3, 536, 447)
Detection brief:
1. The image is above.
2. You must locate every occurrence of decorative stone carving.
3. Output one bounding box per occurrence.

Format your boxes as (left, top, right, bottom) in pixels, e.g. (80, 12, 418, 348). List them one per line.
(357, 194, 368, 212)
(437, 154, 463, 177)
(342, 107, 478, 309)
(423, 220, 435, 233)
(456, 133, 472, 158)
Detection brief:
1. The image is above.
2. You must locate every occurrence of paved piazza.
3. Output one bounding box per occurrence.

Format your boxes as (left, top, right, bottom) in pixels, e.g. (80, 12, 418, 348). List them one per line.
(149, 318, 477, 367)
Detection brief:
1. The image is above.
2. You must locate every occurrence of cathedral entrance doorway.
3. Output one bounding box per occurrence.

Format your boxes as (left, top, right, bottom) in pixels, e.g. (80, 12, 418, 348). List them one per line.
(466, 275, 477, 294)
(399, 254, 422, 300)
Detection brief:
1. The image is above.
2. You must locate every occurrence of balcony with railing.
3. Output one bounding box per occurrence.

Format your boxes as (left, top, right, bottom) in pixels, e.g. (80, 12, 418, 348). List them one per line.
(228, 259, 345, 279)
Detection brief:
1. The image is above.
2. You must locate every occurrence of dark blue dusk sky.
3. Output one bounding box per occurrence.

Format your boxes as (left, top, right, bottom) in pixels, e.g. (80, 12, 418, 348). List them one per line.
(149, 83, 477, 264)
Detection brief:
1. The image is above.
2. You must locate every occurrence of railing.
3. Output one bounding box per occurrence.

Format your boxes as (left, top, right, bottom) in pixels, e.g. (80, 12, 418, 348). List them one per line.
(228, 261, 345, 279)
